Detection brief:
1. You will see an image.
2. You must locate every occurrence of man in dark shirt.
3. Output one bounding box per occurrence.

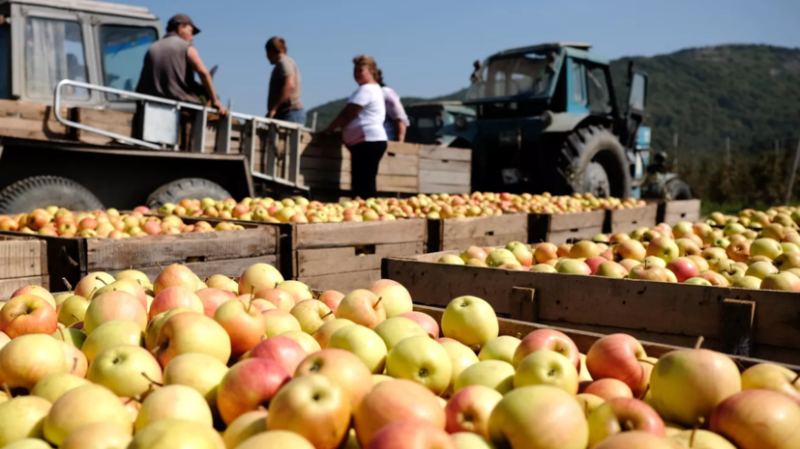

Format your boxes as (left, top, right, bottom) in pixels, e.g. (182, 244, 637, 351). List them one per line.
(137, 14, 227, 115)
(266, 37, 304, 124)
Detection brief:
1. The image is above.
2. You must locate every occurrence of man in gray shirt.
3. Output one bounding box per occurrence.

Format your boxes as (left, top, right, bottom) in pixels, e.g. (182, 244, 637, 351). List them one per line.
(266, 37, 304, 125)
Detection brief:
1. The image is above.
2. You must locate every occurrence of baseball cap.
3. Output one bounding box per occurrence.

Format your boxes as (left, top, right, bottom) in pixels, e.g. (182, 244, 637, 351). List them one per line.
(167, 14, 201, 35)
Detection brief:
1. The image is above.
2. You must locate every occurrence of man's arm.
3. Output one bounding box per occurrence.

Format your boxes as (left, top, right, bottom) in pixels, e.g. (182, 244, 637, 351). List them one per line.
(324, 103, 362, 133)
(268, 76, 296, 118)
(187, 46, 228, 116)
(394, 120, 407, 142)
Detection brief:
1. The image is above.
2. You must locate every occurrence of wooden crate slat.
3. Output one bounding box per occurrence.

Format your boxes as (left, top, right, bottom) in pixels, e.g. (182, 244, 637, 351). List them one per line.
(661, 200, 702, 224)
(605, 204, 658, 234)
(418, 145, 472, 162)
(528, 211, 605, 244)
(0, 275, 50, 301)
(419, 169, 470, 185)
(0, 116, 71, 140)
(298, 242, 422, 277)
(548, 211, 606, 231)
(85, 227, 276, 271)
(418, 159, 471, 173)
(295, 220, 426, 249)
(440, 233, 529, 252)
(442, 215, 528, 241)
(0, 238, 47, 278)
(543, 227, 604, 245)
(108, 255, 277, 281)
(298, 269, 382, 293)
(418, 182, 471, 194)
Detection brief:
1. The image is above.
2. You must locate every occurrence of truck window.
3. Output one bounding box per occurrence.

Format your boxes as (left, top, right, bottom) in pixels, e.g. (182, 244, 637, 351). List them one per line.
(0, 25, 9, 99)
(25, 17, 89, 99)
(100, 25, 157, 100)
(586, 66, 612, 114)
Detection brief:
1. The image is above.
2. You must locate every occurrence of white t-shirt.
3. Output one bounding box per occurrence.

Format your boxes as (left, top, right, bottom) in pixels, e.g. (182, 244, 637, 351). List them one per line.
(343, 83, 387, 146)
(382, 86, 409, 141)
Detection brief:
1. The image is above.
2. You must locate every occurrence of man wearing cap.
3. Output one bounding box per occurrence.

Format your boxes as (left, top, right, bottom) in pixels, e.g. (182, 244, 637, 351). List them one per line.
(136, 14, 227, 115)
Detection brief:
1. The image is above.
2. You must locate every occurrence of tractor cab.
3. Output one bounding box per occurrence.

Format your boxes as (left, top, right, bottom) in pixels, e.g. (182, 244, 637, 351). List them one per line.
(452, 42, 678, 199)
(405, 101, 475, 147)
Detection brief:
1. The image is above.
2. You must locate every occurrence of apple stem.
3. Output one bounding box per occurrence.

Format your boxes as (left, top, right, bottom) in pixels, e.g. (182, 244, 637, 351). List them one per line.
(690, 417, 705, 447)
(246, 300, 252, 313)
(88, 286, 98, 299)
(322, 311, 334, 318)
(95, 276, 109, 286)
(638, 384, 650, 401)
(62, 277, 73, 293)
(374, 297, 383, 309)
(155, 262, 164, 272)
(639, 359, 656, 366)
(57, 327, 66, 341)
(793, 372, 800, 385)
(694, 336, 704, 350)
(141, 372, 163, 387)
(1, 383, 11, 398)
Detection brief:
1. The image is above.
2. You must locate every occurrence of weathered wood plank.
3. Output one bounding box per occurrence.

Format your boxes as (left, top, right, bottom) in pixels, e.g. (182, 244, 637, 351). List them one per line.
(108, 255, 277, 281)
(662, 200, 702, 224)
(0, 238, 47, 278)
(418, 159, 471, 173)
(0, 117, 71, 140)
(548, 211, 606, 231)
(442, 215, 528, 241)
(418, 182, 471, 194)
(295, 220, 426, 249)
(420, 170, 470, 185)
(75, 108, 134, 145)
(297, 242, 423, 277)
(528, 211, 605, 244)
(0, 275, 51, 301)
(298, 269, 382, 293)
(605, 204, 658, 234)
(418, 145, 472, 162)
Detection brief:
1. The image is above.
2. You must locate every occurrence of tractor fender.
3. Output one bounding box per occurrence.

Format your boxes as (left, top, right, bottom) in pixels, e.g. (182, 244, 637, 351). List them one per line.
(541, 112, 589, 133)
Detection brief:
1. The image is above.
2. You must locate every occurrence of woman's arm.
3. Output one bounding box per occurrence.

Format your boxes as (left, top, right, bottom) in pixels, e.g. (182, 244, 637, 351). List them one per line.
(324, 103, 363, 133)
(394, 119, 407, 142)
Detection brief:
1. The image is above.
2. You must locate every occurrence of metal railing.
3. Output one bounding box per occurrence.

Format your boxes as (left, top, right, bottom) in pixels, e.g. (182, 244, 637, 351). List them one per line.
(53, 79, 308, 190)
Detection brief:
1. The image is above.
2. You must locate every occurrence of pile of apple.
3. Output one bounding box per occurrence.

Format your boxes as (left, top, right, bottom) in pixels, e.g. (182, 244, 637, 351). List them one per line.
(439, 213, 800, 292)
(0, 263, 796, 449)
(0, 206, 243, 239)
(153, 192, 645, 224)
(705, 206, 800, 230)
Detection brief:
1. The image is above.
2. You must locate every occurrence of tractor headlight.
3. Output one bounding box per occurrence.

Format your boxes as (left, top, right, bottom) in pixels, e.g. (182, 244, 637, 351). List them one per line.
(455, 116, 468, 130)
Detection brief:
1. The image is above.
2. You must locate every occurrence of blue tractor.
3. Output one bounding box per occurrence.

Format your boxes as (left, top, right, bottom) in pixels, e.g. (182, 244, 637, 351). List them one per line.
(451, 42, 691, 200)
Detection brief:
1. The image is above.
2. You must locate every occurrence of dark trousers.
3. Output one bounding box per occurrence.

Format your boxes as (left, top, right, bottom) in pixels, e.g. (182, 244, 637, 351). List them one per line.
(347, 141, 387, 199)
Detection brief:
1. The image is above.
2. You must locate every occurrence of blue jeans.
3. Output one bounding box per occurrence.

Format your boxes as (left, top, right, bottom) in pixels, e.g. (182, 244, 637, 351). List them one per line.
(276, 108, 306, 125)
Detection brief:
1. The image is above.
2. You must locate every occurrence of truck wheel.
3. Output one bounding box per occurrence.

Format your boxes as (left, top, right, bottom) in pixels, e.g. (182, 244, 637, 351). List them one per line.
(0, 176, 104, 214)
(146, 178, 232, 208)
(559, 125, 632, 198)
(663, 178, 692, 200)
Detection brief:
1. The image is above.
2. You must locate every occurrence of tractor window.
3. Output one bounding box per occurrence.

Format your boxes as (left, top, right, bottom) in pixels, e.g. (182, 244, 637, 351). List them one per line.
(466, 52, 553, 100)
(586, 66, 612, 114)
(0, 25, 9, 99)
(100, 25, 157, 100)
(571, 60, 584, 103)
(24, 17, 89, 99)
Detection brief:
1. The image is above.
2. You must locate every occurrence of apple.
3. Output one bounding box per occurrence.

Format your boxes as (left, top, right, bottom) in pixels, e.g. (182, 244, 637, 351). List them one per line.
(761, 272, 800, 292)
(135, 384, 213, 432)
(687, 255, 710, 272)
(148, 286, 204, 319)
(31, 372, 89, 404)
(488, 385, 588, 449)
(57, 295, 89, 327)
(514, 350, 579, 394)
(750, 238, 784, 260)
(90, 279, 147, 307)
(367, 419, 456, 449)
(43, 384, 132, 446)
(222, 410, 268, 449)
(87, 344, 163, 399)
(73, 272, 115, 299)
(774, 252, 800, 271)
(115, 269, 151, 287)
(440, 255, 466, 265)
(595, 261, 629, 278)
(83, 291, 147, 334)
(195, 288, 236, 317)
(162, 352, 229, 416)
(374, 316, 429, 351)
(0, 334, 66, 390)
(556, 259, 592, 275)
(153, 263, 198, 295)
(530, 264, 557, 273)
(455, 360, 515, 394)
(249, 335, 307, 375)
(586, 334, 648, 392)
(386, 335, 452, 395)
(645, 236, 679, 263)
(238, 263, 285, 295)
(675, 238, 702, 257)
(445, 385, 503, 438)
(263, 309, 303, 337)
(295, 348, 374, 408)
(205, 274, 239, 294)
(369, 280, 413, 318)
(276, 280, 313, 305)
(462, 246, 489, 263)
(59, 422, 132, 449)
(290, 299, 334, 334)
(710, 389, 800, 449)
(570, 240, 600, 259)
(666, 257, 699, 282)
(336, 289, 386, 329)
(143, 308, 193, 350)
(11, 285, 55, 308)
(214, 299, 267, 357)
(318, 290, 345, 314)
(685, 277, 712, 286)
(698, 271, 730, 287)
(51, 327, 85, 349)
(669, 429, 736, 449)
(154, 312, 232, 367)
(615, 240, 646, 262)
(733, 276, 762, 289)
(254, 288, 296, 311)
(127, 418, 226, 449)
(586, 397, 665, 447)
(441, 340, 480, 394)
(399, 311, 440, 338)
(512, 329, 580, 371)
(329, 325, 388, 374)
(216, 358, 290, 425)
(0, 396, 52, 447)
(81, 320, 143, 363)
(353, 379, 445, 446)
(629, 263, 669, 282)
(584, 256, 608, 275)
(592, 431, 676, 449)
(618, 259, 640, 272)
(650, 348, 741, 427)
(267, 374, 352, 449)
(313, 318, 355, 348)
(442, 296, 498, 349)
(478, 335, 520, 364)
(534, 243, 558, 264)
(575, 393, 605, 419)
(486, 249, 516, 267)
(741, 363, 800, 403)
(0, 295, 57, 338)
(280, 330, 321, 354)
(745, 261, 779, 279)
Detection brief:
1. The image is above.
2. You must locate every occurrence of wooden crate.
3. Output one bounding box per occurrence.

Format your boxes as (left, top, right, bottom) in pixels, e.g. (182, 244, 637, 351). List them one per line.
(527, 211, 605, 244)
(0, 217, 279, 290)
(0, 236, 49, 300)
(659, 199, 702, 225)
(291, 220, 426, 292)
(426, 214, 528, 252)
(604, 203, 658, 234)
(384, 253, 800, 365)
(0, 100, 71, 141)
(418, 145, 471, 194)
(414, 304, 799, 371)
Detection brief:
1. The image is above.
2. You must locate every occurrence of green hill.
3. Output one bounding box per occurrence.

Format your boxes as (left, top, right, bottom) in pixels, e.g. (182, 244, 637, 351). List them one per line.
(308, 44, 800, 152)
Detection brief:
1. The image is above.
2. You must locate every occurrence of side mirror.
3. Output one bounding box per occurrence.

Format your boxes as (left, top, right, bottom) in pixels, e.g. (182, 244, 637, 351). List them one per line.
(628, 72, 647, 112)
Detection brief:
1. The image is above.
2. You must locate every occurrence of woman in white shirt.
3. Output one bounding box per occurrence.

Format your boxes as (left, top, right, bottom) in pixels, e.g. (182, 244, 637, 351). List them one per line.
(376, 69, 409, 142)
(324, 55, 387, 199)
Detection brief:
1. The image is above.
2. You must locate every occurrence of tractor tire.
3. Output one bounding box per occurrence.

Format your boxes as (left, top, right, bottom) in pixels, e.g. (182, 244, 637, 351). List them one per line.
(146, 178, 232, 209)
(557, 125, 632, 198)
(663, 178, 693, 201)
(0, 176, 104, 214)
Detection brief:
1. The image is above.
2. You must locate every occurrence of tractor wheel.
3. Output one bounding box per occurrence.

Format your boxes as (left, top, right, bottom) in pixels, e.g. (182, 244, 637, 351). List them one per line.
(558, 125, 631, 198)
(0, 176, 104, 214)
(663, 178, 693, 201)
(146, 178, 232, 209)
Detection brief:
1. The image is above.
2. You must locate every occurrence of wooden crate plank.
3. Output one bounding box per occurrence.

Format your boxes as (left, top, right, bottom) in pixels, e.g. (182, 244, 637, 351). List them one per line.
(418, 145, 472, 162)
(418, 182, 471, 194)
(0, 117, 71, 140)
(418, 159, 471, 173)
(85, 227, 276, 271)
(548, 211, 606, 231)
(606, 204, 658, 234)
(299, 270, 382, 293)
(295, 220, 426, 249)
(662, 200, 702, 224)
(0, 275, 50, 301)
(108, 255, 277, 281)
(440, 233, 529, 252)
(298, 242, 423, 277)
(545, 227, 604, 244)
(0, 100, 69, 121)
(442, 215, 528, 241)
(0, 238, 47, 278)
(75, 108, 134, 145)
(420, 170, 470, 185)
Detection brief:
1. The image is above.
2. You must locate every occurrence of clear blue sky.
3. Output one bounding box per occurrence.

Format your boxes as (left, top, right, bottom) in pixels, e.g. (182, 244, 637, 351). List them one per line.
(129, 0, 799, 115)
